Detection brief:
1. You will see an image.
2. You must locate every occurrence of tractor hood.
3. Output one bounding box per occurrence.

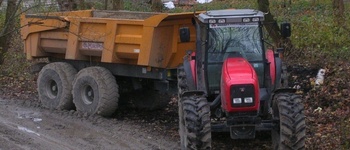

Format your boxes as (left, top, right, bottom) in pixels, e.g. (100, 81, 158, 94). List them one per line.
(221, 57, 260, 113)
(223, 58, 256, 81)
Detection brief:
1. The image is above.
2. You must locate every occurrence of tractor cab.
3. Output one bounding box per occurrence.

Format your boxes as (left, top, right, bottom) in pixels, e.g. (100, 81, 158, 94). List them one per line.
(196, 9, 266, 95)
(177, 9, 305, 150)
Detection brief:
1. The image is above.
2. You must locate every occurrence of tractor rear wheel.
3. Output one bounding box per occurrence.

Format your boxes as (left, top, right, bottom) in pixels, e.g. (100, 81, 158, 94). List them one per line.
(180, 95, 211, 150)
(37, 62, 77, 110)
(177, 66, 188, 149)
(72, 67, 119, 117)
(272, 93, 306, 150)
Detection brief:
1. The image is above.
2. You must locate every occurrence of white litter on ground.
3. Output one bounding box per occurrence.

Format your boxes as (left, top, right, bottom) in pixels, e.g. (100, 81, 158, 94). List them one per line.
(164, 1, 175, 9)
(18, 126, 40, 136)
(197, 0, 213, 4)
(315, 68, 326, 86)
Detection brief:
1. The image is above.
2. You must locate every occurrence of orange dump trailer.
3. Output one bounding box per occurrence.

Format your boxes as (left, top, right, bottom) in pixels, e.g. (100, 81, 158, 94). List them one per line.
(20, 10, 196, 115)
(21, 10, 196, 69)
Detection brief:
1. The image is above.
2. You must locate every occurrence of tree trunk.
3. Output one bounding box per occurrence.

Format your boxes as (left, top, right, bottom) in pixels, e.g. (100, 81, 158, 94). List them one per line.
(57, 0, 77, 11)
(112, 0, 123, 10)
(151, 0, 162, 12)
(78, 0, 86, 10)
(257, 0, 281, 45)
(0, 0, 18, 64)
(257, 0, 292, 51)
(333, 0, 344, 25)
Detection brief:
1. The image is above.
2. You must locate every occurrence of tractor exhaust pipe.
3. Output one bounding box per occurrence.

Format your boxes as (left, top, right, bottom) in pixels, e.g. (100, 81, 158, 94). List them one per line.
(210, 94, 221, 109)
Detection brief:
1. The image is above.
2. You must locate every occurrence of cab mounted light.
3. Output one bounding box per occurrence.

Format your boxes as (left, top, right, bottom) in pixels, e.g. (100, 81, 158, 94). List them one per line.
(242, 18, 250, 22)
(252, 17, 260, 22)
(209, 19, 216, 23)
(218, 19, 226, 23)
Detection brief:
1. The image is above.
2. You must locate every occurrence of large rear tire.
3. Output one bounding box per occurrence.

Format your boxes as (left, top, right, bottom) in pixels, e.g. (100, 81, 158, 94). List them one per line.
(180, 95, 211, 150)
(177, 66, 188, 149)
(72, 67, 119, 117)
(272, 93, 306, 150)
(37, 62, 77, 110)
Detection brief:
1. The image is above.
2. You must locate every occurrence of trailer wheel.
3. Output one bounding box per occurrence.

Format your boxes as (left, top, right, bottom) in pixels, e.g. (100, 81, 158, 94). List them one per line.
(180, 95, 211, 150)
(37, 62, 77, 110)
(272, 93, 306, 150)
(72, 67, 119, 117)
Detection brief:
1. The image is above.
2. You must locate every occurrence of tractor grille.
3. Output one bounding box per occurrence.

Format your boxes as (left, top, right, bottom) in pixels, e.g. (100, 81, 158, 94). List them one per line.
(230, 84, 255, 107)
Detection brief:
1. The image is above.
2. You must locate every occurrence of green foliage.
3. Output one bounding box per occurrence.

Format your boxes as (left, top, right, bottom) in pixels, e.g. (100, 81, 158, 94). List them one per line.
(166, 0, 256, 13)
(87, 1, 105, 10)
(123, 0, 152, 12)
(23, 1, 60, 13)
(0, 10, 5, 31)
(270, 0, 350, 60)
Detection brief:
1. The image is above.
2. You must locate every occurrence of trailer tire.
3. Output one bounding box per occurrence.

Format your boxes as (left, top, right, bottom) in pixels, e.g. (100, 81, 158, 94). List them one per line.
(180, 95, 211, 150)
(37, 62, 77, 110)
(73, 67, 119, 117)
(272, 93, 305, 150)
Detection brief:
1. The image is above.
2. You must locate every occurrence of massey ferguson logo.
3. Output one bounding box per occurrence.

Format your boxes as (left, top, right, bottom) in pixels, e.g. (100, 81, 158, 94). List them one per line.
(240, 87, 245, 92)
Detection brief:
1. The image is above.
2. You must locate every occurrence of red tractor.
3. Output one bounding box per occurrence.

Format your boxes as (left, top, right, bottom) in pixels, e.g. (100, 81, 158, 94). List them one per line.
(177, 9, 305, 149)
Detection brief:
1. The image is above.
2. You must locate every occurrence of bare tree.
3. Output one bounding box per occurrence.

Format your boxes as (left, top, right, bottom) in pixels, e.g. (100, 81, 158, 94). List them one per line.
(57, 0, 77, 11)
(113, 0, 123, 10)
(333, 0, 344, 25)
(151, 0, 162, 12)
(0, 0, 18, 64)
(257, 0, 281, 46)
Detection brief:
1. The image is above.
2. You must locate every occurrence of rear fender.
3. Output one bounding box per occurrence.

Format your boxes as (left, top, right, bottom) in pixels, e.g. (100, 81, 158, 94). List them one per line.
(266, 49, 276, 86)
(274, 57, 282, 89)
(181, 91, 206, 98)
(270, 88, 297, 107)
(182, 52, 196, 90)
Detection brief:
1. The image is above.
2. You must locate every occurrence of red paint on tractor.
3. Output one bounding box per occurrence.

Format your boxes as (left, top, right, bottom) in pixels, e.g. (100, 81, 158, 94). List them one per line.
(220, 57, 260, 112)
(190, 52, 196, 85)
(266, 49, 276, 85)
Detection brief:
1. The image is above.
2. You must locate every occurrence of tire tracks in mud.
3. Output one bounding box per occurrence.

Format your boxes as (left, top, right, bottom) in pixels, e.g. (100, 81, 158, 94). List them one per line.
(0, 98, 179, 150)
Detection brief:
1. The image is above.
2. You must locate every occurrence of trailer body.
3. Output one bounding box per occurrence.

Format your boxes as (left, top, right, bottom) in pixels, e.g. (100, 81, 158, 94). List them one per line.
(21, 10, 196, 78)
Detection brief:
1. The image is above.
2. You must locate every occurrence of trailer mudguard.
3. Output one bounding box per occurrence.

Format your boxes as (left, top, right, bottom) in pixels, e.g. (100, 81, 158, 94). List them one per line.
(220, 57, 260, 113)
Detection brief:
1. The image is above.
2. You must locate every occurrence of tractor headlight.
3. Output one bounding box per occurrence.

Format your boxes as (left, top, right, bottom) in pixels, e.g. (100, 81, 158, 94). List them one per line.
(233, 98, 242, 104)
(244, 97, 253, 103)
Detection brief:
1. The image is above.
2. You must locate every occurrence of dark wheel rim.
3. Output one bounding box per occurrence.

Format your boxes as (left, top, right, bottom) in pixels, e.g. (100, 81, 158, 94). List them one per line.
(47, 79, 58, 99)
(82, 85, 94, 105)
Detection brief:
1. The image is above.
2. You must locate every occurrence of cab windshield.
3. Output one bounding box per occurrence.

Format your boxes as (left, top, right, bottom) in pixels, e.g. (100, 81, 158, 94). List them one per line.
(207, 23, 263, 62)
(206, 23, 265, 92)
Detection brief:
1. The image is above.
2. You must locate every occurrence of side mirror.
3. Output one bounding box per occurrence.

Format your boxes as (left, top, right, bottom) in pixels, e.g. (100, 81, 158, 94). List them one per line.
(179, 27, 190, 42)
(280, 23, 291, 38)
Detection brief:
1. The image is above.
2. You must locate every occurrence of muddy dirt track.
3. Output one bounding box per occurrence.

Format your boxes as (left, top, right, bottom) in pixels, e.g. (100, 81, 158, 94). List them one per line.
(0, 98, 179, 150)
(0, 96, 272, 150)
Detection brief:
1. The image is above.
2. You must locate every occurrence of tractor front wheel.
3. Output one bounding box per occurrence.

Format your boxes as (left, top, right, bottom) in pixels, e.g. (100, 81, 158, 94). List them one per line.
(272, 93, 306, 150)
(179, 95, 211, 150)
